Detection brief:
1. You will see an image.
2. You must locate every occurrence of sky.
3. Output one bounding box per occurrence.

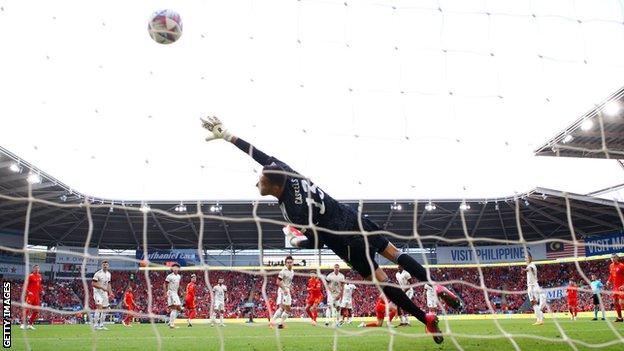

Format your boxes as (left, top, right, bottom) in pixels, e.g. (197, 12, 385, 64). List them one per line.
(1, 0, 624, 201)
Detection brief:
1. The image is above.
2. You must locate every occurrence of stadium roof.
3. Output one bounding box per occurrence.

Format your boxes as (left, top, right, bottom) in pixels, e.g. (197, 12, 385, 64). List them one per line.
(535, 85, 624, 159)
(0, 149, 622, 250)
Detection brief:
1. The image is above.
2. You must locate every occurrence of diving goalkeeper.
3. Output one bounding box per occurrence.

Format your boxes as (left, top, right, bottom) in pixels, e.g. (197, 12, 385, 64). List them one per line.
(200, 117, 461, 344)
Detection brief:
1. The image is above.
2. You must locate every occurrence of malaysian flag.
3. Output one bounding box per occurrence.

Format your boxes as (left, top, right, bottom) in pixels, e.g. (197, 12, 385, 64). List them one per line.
(546, 240, 585, 259)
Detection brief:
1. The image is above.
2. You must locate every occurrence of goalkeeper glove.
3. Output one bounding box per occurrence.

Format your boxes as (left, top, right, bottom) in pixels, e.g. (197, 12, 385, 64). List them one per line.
(282, 225, 307, 247)
(200, 116, 233, 142)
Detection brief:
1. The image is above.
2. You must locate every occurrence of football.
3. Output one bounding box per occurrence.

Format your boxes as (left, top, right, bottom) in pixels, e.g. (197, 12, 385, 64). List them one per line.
(147, 9, 183, 44)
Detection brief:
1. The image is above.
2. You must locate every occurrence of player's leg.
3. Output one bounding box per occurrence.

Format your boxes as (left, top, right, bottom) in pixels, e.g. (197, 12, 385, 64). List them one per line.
(534, 293, 546, 325)
(210, 304, 216, 325)
(347, 237, 441, 339)
(279, 304, 291, 328)
(389, 307, 397, 324)
(221, 308, 226, 326)
(360, 305, 385, 327)
(310, 303, 317, 325)
(169, 305, 180, 328)
(324, 294, 334, 326)
(123, 307, 131, 326)
(187, 307, 196, 327)
(305, 302, 312, 319)
(100, 307, 109, 330)
(93, 305, 102, 329)
(332, 298, 340, 325)
(599, 294, 606, 320)
(167, 292, 179, 328)
(380, 243, 460, 309)
(271, 292, 284, 326)
(370, 267, 443, 342)
(25, 295, 39, 329)
(615, 291, 623, 321)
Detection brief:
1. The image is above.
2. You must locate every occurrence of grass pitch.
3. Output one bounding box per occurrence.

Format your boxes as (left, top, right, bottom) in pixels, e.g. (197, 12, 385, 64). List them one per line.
(9, 317, 624, 351)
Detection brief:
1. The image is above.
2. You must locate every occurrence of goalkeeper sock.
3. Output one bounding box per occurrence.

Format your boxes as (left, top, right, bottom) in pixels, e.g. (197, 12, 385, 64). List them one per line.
(396, 254, 428, 282)
(382, 285, 426, 324)
(594, 306, 598, 319)
(220, 314, 224, 325)
(272, 308, 283, 323)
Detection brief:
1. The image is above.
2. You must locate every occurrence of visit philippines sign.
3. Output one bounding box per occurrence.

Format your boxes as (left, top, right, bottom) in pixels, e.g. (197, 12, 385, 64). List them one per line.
(584, 232, 624, 257)
(436, 244, 547, 264)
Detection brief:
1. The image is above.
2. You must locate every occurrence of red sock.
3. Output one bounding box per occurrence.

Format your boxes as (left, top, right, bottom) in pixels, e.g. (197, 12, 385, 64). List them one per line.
(189, 309, 196, 320)
(616, 303, 622, 318)
(365, 322, 379, 327)
(312, 310, 317, 322)
(28, 311, 38, 325)
(389, 310, 397, 322)
(124, 315, 131, 324)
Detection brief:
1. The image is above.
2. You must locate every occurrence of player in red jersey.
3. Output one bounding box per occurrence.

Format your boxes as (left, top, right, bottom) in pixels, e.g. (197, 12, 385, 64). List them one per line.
(21, 265, 42, 330)
(358, 295, 397, 328)
(305, 275, 323, 326)
(185, 274, 197, 327)
(566, 278, 578, 321)
(607, 254, 624, 322)
(122, 286, 136, 327)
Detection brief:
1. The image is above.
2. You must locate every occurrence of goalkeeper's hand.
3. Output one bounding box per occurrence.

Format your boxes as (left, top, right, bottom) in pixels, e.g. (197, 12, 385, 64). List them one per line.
(200, 116, 233, 142)
(283, 225, 307, 247)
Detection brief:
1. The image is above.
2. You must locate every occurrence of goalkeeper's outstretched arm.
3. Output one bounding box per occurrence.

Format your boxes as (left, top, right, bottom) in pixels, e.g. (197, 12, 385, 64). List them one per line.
(230, 136, 273, 166)
(200, 116, 272, 166)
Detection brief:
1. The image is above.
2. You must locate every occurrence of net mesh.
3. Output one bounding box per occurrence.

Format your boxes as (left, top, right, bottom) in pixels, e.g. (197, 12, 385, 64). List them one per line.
(2, 184, 624, 350)
(1, 0, 624, 350)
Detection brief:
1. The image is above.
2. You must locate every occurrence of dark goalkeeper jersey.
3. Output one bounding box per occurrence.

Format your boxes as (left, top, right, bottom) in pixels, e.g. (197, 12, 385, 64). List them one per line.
(233, 138, 367, 251)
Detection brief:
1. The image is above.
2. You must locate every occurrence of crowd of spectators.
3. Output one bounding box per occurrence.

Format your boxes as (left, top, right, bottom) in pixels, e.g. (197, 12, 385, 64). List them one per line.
(3, 258, 617, 324)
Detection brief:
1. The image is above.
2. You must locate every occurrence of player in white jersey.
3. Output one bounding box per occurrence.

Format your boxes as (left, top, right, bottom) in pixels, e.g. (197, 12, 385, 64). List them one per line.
(523, 253, 546, 325)
(164, 263, 182, 329)
(424, 284, 439, 312)
(325, 264, 345, 326)
(339, 283, 356, 325)
(271, 255, 295, 329)
(92, 260, 112, 330)
(211, 278, 228, 326)
(395, 266, 414, 326)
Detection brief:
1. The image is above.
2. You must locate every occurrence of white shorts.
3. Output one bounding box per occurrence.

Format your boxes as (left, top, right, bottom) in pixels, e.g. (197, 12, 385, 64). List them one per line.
(340, 300, 353, 309)
(214, 301, 225, 311)
(405, 288, 414, 299)
(93, 290, 109, 308)
(167, 292, 181, 306)
(327, 293, 341, 307)
(426, 295, 438, 309)
(277, 289, 292, 306)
